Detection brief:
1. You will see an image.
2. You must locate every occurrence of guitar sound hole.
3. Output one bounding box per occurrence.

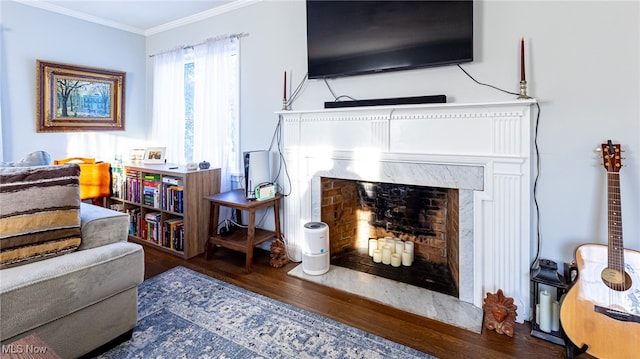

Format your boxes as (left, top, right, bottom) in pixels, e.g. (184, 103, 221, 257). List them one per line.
(601, 268, 632, 291)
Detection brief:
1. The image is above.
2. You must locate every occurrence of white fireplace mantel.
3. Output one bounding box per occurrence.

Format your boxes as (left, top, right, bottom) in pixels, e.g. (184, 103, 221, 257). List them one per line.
(278, 100, 537, 324)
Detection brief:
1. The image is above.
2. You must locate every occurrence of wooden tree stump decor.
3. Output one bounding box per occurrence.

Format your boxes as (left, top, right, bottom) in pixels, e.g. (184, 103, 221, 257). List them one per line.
(483, 289, 517, 337)
(269, 238, 289, 268)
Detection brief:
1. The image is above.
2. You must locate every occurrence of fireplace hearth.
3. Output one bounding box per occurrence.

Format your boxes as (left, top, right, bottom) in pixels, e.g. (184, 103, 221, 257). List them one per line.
(331, 248, 458, 297)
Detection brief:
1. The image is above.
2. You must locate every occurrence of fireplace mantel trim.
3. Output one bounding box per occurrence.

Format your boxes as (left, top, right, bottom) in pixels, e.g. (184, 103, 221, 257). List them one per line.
(278, 100, 536, 324)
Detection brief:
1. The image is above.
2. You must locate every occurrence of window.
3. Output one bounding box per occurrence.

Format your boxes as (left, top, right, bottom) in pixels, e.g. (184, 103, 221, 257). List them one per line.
(152, 36, 240, 195)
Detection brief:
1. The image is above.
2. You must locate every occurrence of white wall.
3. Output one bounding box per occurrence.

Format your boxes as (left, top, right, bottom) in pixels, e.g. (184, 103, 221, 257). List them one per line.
(1, 0, 638, 267)
(0, 1, 147, 162)
(147, 0, 640, 266)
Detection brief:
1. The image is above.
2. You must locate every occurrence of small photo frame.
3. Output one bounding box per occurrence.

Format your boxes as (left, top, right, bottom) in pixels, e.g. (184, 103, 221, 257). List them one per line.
(129, 148, 145, 162)
(143, 147, 166, 164)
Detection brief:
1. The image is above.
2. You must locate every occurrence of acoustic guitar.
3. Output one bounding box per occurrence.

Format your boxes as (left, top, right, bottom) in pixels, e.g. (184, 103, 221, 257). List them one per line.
(560, 141, 640, 358)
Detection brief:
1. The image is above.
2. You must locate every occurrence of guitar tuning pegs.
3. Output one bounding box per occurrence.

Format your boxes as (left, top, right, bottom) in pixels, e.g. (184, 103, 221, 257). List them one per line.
(596, 147, 602, 152)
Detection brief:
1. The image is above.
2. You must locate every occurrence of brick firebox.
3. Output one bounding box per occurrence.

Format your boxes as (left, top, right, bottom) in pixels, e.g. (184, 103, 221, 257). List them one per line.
(320, 177, 460, 291)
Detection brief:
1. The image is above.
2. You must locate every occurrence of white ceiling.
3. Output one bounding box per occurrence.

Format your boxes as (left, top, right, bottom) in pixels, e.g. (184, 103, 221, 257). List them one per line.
(14, 0, 254, 36)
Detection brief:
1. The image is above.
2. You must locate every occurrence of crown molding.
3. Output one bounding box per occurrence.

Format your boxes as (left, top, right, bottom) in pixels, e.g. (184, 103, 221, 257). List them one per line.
(145, 0, 262, 36)
(12, 0, 146, 35)
(12, 0, 263, 37)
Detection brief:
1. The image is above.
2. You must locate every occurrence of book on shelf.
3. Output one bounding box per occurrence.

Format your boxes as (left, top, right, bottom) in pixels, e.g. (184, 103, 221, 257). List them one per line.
(125, 169, 140, 203)
(111, 165, 124, 199)
(126, 208, 142, 237)
(175, 222, 184, 251)
(162, 176, 184, 213)
(163, 217, 184, 251)
(143, 174, 161, 207)
(164, 185, 184, 213)
(144, 212, 162, 243)
(162, 176, 183, 186)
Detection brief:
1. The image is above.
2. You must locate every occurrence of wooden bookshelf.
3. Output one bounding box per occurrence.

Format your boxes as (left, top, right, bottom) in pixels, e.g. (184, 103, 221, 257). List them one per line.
(110, 163, 220, 259)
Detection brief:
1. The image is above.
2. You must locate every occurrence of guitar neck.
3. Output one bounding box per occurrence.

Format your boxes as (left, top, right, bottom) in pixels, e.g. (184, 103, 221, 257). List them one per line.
(607, 172, 624, 272)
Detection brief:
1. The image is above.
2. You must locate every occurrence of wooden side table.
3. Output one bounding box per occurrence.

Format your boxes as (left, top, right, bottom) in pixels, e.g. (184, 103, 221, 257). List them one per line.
(204, 189, 283, 273)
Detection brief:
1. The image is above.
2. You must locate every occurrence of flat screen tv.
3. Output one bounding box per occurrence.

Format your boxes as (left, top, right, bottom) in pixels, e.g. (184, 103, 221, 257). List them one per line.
(306, 0, 474, 79)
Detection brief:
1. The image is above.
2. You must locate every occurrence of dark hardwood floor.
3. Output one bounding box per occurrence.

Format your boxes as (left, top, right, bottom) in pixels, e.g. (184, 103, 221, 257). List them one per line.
(143, 245, 577, 359)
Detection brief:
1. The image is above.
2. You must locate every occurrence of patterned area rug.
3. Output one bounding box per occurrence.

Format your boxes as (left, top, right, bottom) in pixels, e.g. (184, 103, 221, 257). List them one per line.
(98, 266, 436, 358)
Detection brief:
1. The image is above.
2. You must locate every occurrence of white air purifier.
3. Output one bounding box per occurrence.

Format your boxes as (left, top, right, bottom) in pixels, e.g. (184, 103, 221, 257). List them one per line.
(302, 222, 330, 275)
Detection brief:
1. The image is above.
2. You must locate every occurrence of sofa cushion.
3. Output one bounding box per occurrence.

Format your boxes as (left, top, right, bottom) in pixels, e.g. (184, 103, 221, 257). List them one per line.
(79, 203, 129, 250)
(0, 164, 82, 268)
(0, 241, 144, 340)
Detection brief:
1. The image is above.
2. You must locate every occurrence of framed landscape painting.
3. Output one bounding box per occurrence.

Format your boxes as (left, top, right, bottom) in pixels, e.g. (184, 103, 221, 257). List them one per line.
(36, 60, 125, 132)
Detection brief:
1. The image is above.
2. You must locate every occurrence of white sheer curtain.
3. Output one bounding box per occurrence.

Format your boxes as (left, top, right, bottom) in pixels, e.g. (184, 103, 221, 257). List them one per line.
(151, 48, 186, 164)
(0, 101, 3, 161)
(192, 36, 239, 197)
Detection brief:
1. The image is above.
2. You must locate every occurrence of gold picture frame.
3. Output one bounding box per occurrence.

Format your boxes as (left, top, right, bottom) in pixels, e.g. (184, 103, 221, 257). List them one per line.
(36, 60, 125, 132)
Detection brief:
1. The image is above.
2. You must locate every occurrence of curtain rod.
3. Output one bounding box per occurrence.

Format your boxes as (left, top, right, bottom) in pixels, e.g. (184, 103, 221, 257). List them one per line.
(149, 32, 248, 58)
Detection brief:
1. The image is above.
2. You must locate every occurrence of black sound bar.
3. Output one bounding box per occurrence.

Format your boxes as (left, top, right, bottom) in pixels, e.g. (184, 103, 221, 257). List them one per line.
(324, 95, 446, 109)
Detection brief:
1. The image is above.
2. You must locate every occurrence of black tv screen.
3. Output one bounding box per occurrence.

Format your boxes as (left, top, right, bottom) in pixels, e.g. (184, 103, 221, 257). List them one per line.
(306, 0, 474, 79)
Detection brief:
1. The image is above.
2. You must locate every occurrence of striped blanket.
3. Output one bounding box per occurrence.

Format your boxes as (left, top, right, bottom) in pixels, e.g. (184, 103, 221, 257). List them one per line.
(0, 164, 81, 268)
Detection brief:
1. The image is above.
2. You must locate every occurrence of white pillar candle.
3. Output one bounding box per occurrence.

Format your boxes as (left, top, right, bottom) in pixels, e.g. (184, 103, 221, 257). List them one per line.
(382, 247, 392, 265)
(402, 250, 412, 266)
(373, 249, 382, 263)
(551, 301, 560, 331)
(539, 289, 552, 333)
(368, 239, 378, 257)
(391, 253, 401, 267)
(394, 241, 404, 254)
(404, 241, 414, 264)
(377, 238, 386, 251)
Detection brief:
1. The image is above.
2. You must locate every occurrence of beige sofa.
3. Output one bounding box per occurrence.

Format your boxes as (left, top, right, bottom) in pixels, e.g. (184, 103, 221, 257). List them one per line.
(0, 164, 144, 358)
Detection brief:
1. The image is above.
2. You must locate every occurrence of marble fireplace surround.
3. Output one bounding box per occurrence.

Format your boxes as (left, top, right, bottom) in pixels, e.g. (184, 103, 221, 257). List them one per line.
(279, 100, 536, 331)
